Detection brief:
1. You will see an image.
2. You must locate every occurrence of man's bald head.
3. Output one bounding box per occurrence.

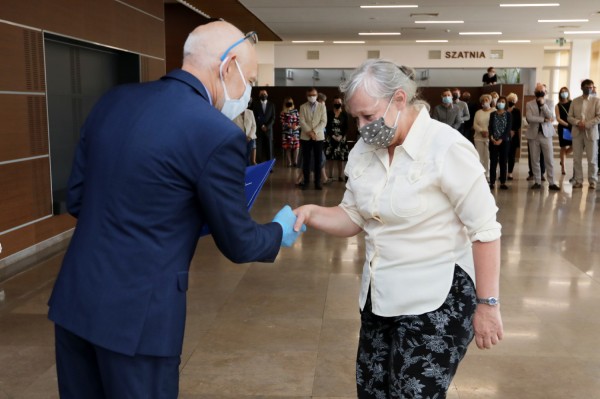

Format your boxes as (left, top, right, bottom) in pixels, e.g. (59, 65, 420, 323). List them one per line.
(182, 21, 254, 70)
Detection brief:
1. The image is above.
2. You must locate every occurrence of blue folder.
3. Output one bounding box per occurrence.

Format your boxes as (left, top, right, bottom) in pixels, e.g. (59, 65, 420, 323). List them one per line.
(199, 159, 276, 237)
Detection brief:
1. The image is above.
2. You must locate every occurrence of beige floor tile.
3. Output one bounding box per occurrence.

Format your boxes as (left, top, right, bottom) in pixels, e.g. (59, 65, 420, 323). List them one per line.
(180, 351, 317, 396)
(1, 161, 600, 398)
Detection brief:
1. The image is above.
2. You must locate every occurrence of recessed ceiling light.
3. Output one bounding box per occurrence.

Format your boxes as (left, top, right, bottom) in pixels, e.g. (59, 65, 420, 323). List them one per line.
(359, 32, 401, 35)
(538, 19, 588, 22)
(499, 3, 559, 7)
(291, 40, 325, 43)
(416, 40, 449, 43)
(563, 30, 600, 34)
(360, 4, 418, 8)
(414, 20, 464, 24)
(498, 40, 531, 43)
(333, 41, 366, 44)
(459, 32, 503, 35)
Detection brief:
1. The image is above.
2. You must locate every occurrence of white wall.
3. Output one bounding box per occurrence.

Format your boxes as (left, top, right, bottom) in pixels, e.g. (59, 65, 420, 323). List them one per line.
(273, 43, 544, 70)
(263, 43, 545, 89)
(569, 39, 592, 94)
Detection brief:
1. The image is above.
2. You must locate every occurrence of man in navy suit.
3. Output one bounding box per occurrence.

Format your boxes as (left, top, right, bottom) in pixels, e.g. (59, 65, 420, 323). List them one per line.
(252, 89, 276, 162)
(48, 21, 302, 398)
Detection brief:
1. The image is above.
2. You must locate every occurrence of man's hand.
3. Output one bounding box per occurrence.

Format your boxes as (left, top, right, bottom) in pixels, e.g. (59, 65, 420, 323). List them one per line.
(272, 205, 306, 247)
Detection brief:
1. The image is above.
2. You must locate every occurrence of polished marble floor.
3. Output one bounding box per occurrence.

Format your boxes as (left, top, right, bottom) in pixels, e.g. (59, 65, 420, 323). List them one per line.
(1, 157, 599, 399)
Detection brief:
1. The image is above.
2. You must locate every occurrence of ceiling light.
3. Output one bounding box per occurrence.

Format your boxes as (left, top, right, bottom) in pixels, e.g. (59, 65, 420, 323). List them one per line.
(415, 20, 464, 24)
(459, 32, 503, 35)
(291, 40, 324, 43)
(498, 39, 531, 43)
(360, 4, 418, 8)
(563, 30, 600, 34)
(359, 32, 401, 35)
(499, 3, 559, 7)
(538, 19, 588, 22)
(416, 40, 449, 43)
(333, 41, 366, 44)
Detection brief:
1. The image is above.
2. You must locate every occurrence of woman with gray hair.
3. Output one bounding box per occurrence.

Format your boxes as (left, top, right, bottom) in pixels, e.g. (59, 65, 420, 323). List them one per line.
(293, 59, 503, 398)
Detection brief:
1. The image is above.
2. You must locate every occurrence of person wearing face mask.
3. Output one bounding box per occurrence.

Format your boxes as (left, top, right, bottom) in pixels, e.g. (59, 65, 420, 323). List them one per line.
(555, 87, 573, 176)
(293, 59, 503, 398)
(451, 88, 471, 138)
(46, 22, 305, 399)
(525, 83, 561, 190)
(567, 79, 600, 189)
(432, 89, 462, 131)
(482, 67, 497, 86)
(299, 87, 328, 189)
(473, 94, 495, 179)
(325, 95, 350, 182)
(506, 93, 522, 180)
(251, 89, 276, 163)
(280, 97, 300, 167)
(488, 96, 512, 190)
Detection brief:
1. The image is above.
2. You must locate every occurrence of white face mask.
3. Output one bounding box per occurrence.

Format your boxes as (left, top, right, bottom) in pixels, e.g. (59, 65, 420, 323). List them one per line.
(219, 58, 252, 120)
(308, 95, 317, 103)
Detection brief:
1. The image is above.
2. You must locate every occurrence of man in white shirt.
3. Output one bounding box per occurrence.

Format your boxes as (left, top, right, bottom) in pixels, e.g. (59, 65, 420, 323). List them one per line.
(567, 79, 600, 189)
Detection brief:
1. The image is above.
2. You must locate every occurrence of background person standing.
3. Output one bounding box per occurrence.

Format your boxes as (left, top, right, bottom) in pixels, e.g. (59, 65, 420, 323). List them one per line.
(252, 89, 276, 163)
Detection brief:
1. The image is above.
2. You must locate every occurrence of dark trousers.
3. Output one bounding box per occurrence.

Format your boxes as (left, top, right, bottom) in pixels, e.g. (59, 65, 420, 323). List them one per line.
(256, 130, 273, 163)
(508, 133, 520, 173)
(301, 139, 324, 187)
(356, 266, 476, 398)
(55, 324, 180, 399)
(527, 141, 545, 177)
(490, 140, 509, 184)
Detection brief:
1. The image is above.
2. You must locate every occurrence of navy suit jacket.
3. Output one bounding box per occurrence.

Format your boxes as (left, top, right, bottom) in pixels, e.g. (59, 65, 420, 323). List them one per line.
(48, 69, 282, 357)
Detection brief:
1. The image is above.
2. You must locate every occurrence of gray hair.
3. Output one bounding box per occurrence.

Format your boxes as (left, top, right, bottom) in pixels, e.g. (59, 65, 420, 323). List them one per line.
(479, 94, 492, 104)
(340, 59, 421, 107)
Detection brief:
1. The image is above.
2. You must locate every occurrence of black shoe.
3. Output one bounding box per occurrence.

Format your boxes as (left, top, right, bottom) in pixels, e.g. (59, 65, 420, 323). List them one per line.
(489, 183, 495, 190)
(548, 184, 561, 191)
(531, 183, 542, 189)
(500, 184, 509, 190)
(507, 176, 514, 181)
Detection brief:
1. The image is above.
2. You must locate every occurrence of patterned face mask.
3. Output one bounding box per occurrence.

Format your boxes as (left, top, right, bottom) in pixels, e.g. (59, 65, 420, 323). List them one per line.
(358, 97, 401, 148)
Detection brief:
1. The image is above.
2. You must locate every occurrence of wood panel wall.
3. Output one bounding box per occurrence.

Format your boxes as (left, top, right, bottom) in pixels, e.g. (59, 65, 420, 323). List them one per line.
(0, 0, 166, 261)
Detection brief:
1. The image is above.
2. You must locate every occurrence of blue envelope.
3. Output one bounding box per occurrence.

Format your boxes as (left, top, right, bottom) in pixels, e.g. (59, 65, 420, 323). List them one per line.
(199, 159, 276, 237)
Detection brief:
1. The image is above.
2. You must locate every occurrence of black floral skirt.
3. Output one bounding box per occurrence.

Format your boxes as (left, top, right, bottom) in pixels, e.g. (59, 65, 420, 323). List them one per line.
(356, 265, 477, 399)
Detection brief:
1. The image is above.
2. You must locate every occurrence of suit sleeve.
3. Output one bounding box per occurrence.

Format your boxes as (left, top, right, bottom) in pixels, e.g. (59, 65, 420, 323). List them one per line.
(526, 103, 545, 123)
(316, 104, 327, 133)
(299, 105, 311, 133)
(585, 99, 600, 129)
(195, 130, 282, 263)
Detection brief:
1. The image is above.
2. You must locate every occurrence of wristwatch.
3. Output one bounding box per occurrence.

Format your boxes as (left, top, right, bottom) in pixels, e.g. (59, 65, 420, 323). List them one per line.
(476, 297, 499, 306)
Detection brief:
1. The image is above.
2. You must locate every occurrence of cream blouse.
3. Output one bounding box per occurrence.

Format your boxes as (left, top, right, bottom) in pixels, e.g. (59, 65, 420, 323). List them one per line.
(340, 107, 501, 317)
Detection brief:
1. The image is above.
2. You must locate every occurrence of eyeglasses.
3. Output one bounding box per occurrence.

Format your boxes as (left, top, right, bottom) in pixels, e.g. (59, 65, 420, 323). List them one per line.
(220, 31, 258, 61)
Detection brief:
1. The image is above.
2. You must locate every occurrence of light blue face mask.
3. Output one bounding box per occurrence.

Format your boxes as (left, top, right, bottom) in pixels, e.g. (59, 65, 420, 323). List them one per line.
(496, 102, 506, 110)
(219, 58, 252, 120)
(442, 96, 452, 104)
(560, 91, 569, 99)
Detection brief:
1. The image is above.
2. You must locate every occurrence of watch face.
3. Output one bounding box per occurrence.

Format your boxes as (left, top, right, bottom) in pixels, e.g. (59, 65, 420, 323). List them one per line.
(488, 297, 499, 305)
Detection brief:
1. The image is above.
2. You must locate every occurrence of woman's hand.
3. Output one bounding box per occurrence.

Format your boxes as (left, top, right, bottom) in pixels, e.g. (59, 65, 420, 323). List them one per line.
(473, 305, 503, 349)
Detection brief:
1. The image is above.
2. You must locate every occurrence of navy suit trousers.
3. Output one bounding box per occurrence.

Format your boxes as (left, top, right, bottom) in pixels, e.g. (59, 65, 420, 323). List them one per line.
(55, 324, 180, 399)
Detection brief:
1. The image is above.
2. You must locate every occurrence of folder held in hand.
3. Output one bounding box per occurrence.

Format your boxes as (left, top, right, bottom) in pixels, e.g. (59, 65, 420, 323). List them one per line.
(199, 159, 276, 237)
